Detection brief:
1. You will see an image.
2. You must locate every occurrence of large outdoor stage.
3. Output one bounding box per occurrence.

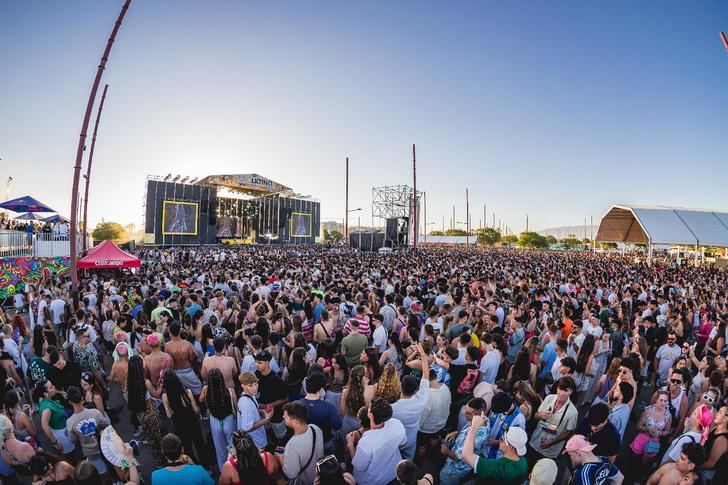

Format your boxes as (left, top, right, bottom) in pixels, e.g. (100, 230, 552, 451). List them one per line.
(144, 174, 320, 246)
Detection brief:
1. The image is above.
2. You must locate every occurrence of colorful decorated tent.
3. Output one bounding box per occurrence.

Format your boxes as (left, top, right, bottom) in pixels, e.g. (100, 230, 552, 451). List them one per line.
(78, 240, 140, 269)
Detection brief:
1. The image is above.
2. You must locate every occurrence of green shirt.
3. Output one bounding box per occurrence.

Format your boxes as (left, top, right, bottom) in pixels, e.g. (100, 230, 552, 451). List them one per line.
(39, 398, 67, 430)
(341, 333, 368, 366)
(475, 455, 528, 485)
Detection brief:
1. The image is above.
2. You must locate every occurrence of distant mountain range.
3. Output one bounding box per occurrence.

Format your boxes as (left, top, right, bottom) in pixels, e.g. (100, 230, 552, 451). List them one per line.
(537, 225, 598, 239)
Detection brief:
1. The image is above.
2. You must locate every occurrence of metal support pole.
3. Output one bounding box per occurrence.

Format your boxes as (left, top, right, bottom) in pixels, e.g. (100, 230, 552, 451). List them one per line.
(82, 83, 109, 253)
(412, 144, 417, 251)
(423, 191, 427, 242)
(466, 188, 469, 246)
(345, 157, 349, 245)
(70, 0, 132, 293)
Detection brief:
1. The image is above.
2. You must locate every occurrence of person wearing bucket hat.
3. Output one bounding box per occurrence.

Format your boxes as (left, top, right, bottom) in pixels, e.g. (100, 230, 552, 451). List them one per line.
(563, 434, 623, 484)
(461, 412, 528, 483)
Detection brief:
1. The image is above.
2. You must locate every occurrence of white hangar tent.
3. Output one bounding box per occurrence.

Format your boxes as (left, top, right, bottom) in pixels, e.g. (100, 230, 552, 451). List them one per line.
(595, 205, 728, 264)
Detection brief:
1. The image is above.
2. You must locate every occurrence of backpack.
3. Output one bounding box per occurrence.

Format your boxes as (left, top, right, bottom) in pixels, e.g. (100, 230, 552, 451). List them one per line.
(457, 367, 479, 395)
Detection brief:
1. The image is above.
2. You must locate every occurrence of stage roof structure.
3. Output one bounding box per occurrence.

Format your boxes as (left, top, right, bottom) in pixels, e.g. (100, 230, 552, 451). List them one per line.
(595, 205, 728, 247)
(195, 174, 292, 197)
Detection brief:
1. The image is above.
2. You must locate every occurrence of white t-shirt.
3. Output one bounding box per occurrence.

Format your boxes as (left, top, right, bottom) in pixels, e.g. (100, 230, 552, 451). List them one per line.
(585, 324, 603, 339)
(50, 299, 66, 324)
(661, 431, 703, 465)
(37, 299, 48, 325)
(420, 384, 451, 434)
(392, 377, 430, 460)
(656, 344, 682, 380)
(352, 418, 407, 485)
(479, 349, 500, 384)
(372, 325, 388, 353)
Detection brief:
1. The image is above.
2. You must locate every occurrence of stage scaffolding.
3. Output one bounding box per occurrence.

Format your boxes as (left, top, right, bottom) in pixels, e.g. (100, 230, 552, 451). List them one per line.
(371, 185, 422, 220)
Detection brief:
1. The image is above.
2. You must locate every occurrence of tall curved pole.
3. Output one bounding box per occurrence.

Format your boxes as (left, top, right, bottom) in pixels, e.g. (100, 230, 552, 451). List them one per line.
(70, 0, 132, 293)
(82, 83, 109, 252)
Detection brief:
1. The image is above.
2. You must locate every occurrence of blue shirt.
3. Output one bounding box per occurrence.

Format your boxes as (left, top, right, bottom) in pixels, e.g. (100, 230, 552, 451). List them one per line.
(443, 421, 490, 475)
(151, 464, 213, 485)
(506, 328, 525, 363)
(237, 393, 267, 449)
(539, 340, 557, 379)
(187, 303, 201, 316)
(313, 303, 325, 324)
(298, 398, 342, 442)
(432, 363, 452, 386)
(572, 456, 620, 485)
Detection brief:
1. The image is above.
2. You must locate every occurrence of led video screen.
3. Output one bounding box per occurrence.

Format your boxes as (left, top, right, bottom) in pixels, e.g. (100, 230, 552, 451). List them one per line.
(290, 212, 312, 237)
(216, 216, 242, 238)
(162, 201, 198, 235)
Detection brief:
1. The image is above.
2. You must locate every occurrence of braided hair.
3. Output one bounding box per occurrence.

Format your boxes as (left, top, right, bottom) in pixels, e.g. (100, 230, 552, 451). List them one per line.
(230, 430, 267, 483)
(206, 368, 232, 420)
(345, 365, 367, 416)
(126, 355, 147, 413)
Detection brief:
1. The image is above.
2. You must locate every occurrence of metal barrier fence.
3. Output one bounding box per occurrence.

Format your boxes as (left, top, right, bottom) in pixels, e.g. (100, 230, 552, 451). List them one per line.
(0, 230, 81, 258)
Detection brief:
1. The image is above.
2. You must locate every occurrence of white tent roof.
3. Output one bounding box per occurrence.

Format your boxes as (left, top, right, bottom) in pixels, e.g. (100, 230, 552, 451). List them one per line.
(595, 205, 728, 247)
(419, 236, 476, 245)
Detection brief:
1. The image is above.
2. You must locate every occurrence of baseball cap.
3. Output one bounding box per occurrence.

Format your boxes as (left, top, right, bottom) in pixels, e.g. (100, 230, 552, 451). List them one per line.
(503, 427, 528, 456)
(563, 435, 596, 454)
(254, 350, 272, 361)
(530, 459, 558, 485)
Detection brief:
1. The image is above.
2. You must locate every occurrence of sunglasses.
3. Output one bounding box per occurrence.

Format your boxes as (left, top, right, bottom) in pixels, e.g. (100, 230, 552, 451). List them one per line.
(316, 454, 338, 473)
(703, 394, 716, 405)
(671, 379, 683, 384)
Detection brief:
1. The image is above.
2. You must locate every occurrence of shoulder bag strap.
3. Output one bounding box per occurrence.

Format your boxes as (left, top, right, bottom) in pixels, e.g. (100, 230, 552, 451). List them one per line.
(297, 426, 318, 478)
(318, 321, 331, 339)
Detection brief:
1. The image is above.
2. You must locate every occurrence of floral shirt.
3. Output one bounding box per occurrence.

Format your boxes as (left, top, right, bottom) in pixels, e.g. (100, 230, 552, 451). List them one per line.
(73, 343, 101, 373)
(443, 421, 490, 475)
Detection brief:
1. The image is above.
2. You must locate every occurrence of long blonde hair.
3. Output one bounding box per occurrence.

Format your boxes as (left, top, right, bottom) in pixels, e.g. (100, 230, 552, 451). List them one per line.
(375, 364, 401, 403)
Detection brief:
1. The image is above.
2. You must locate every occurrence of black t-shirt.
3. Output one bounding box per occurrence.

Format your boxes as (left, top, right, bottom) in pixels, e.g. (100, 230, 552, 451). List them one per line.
(50, 361, 82, 391)
(256, 369, 287, 422)
(576, 419, 621, 457)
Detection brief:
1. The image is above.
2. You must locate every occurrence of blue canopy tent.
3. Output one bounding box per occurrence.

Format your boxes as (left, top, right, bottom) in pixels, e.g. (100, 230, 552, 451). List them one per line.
(0, 195, 55, 213)
(13, 212, 45, 221)
(42, 214, 70, 223)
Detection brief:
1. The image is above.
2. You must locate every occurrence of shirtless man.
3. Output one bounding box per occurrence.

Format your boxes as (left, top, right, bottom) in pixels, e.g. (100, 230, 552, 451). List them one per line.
(646, 442, 705, 485)
(201, 337, 238, 389)
(166, 322, 202, 396)
(143, 333, 172, 389)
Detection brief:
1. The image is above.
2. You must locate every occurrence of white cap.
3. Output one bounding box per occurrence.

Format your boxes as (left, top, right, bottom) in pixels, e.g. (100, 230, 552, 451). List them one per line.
(503, 427, 528, 456)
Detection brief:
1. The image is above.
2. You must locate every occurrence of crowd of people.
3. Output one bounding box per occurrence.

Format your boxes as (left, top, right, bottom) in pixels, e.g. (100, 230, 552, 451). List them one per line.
(0, 245, 727, 485)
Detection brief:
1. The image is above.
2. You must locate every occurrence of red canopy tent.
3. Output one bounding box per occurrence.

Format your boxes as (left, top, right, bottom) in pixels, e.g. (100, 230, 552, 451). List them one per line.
(78, 240, 141, 269)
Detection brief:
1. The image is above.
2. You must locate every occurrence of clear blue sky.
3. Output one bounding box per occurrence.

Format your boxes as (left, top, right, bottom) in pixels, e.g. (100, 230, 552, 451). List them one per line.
(2, 1, 727, 234)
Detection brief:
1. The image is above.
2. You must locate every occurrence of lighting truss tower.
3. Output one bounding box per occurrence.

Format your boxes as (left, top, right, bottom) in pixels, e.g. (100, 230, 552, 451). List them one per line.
(372, 185, 423, 247)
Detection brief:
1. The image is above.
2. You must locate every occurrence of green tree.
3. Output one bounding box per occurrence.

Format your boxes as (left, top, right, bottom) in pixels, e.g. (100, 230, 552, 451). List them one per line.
(560, 237, 582, 248)
(599, 242, 618, 250)
(501, 234, 519, 245)
(329, 230, 344, 242)
(545, 235, 558, 245)
(428, 230, 444, 236)
(518, 231, 548, 249)
(444, 229, 468, 236)
(476, 227, 501, 246)
(582, 238, 591, 245)
(322, 229, 330, 240)
(91, 222, 128, 242)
